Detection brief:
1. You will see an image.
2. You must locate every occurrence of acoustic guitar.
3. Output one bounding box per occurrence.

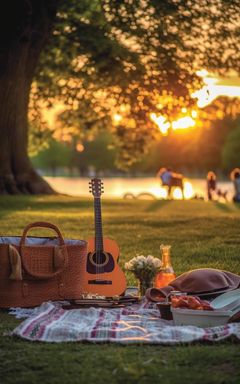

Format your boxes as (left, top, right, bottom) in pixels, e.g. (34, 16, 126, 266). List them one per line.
(81, 178, 127, 297)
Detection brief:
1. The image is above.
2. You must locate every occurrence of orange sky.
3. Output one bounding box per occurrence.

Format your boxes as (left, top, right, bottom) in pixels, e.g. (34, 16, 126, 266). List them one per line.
(150, 71, 240, 135)
(192, 70, 240, 108)
(43, 71, 240, 137)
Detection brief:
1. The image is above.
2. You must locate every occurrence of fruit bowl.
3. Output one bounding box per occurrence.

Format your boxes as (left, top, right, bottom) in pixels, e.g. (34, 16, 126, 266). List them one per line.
(171, 289, 240, 327)
(171, 307, 231, 327)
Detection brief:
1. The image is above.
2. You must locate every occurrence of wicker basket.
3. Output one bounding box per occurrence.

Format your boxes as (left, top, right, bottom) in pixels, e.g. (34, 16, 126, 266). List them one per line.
(0, 222, 87, 308)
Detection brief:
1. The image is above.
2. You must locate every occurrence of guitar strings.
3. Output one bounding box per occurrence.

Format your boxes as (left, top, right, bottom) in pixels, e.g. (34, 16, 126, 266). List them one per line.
(95, 193, 102, 280)
(92, 179, 103, 282)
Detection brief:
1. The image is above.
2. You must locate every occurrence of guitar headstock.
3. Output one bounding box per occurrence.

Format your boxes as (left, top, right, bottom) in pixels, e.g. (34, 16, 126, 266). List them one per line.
(89, 178, 104, 198)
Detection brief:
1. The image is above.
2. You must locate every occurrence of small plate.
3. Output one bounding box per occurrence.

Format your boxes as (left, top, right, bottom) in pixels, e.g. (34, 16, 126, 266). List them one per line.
(193, 288, 237, 298)
(211, 288, 240, 309)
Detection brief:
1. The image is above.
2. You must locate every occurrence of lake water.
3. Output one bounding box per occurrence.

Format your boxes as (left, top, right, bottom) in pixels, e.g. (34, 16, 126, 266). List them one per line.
(45, 177, 234, 201)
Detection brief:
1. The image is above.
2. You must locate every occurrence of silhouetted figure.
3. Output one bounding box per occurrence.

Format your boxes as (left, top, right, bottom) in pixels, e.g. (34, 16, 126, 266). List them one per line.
(157, 167, 184, 199)
(206, 171, 228, 202)
(231, 168, 240, 203)
(206, 171, 217, 201)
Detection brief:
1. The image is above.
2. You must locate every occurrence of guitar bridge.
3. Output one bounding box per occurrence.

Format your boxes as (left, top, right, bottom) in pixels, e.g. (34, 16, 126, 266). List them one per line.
(88, 279, 112, 285)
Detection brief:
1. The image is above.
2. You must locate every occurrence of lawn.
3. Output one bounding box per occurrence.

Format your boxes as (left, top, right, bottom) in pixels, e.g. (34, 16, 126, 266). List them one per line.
(0, 195, 240, 384)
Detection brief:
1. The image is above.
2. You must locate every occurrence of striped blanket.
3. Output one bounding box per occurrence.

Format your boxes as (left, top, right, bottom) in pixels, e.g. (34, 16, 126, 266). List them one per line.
(10, 301, 240, 344)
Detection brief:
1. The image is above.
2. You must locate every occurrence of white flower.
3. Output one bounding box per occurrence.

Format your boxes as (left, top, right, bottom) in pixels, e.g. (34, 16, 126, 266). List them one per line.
(124, 262, 130, 270)
(125, 254, 162, 279)
(154, 258, 161, 268)
(136, 260, 144, 269)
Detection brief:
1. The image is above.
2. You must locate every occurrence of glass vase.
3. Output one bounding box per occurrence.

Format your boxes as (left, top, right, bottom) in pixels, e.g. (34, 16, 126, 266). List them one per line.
(138, 278, 154, 297)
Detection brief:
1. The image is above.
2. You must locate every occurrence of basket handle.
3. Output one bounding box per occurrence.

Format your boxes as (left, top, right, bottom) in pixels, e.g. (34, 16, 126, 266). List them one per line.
(19, 222, 68, 280)
(20, 222, 65, 247)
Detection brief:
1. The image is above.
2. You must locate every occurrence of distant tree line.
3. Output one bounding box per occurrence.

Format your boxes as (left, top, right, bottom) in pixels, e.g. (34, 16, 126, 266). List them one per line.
(31, 112, 240, 176)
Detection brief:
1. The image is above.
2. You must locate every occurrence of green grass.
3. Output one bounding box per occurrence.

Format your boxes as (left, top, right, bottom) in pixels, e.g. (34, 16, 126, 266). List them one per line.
(0, 196, 240, 384)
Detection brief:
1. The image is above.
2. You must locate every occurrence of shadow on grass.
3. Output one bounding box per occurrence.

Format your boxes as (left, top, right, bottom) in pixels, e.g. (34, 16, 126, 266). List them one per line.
(145, 199, 172, 212)
(233, 202, 240, 210)
(0, 195, 175, 215)
(214, 202, 234, 212)
(0, 195, 92, 213)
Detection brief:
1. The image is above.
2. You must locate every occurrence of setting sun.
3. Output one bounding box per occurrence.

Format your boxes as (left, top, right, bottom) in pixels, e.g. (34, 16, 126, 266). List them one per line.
(150, 112, 196, 135)
(150, 71, 240, 136)
(172, 116, 195, 131)
(149, 113, 171, 135)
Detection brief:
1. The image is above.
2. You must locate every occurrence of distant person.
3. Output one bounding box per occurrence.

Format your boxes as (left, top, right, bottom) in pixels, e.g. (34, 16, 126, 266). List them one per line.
(206, 171, 217, 200)
(206, 171, 228, 202)
(157, 167, 172, 186)
(157, 167, 184, 199)
(231, 168, 240, 203)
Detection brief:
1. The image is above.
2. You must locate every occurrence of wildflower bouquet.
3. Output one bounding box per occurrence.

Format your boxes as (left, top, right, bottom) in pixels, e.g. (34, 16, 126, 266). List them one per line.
(125, 255, 162, 296)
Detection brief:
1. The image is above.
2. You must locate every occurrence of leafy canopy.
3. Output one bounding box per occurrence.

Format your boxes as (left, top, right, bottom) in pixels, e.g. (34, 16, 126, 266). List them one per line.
(222, 119, 240, 171)
(31, 0, 240, 166)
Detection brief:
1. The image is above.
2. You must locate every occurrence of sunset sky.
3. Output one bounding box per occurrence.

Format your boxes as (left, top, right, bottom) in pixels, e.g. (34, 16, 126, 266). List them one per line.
(150, 71, 240, 135)
(44, 72, 240, 138)
(193, 70, 240, 108)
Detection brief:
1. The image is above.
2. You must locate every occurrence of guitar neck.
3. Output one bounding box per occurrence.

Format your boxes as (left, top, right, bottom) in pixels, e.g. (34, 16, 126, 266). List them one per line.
(94, 197, 104, 252)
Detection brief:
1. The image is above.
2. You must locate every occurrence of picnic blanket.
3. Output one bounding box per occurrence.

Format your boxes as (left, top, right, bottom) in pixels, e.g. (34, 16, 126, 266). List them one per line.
(10, 300, 240, 344)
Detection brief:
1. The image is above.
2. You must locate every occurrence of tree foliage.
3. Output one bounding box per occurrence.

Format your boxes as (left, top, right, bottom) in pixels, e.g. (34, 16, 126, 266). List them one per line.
(75, 131, 118, 174)
(130, 97, 240, 174)
(28, 0, 240, 167)
(31, 139, 73, 174)
(222, 119, 240, 171)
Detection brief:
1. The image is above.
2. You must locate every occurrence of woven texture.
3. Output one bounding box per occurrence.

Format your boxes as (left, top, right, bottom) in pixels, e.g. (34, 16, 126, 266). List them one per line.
(0, 222, 87, 308)
(11, 300, 240, 344)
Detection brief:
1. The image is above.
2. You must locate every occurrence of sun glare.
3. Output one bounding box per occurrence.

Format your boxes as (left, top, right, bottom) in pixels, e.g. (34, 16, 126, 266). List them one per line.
(191, 110, 198, 118)
(183, 181, 194, 199)
(192, 85, 240, 108)
(113, 113, 122, 123)
(150, 186, 168, 199)
(153, 180, 194, 200)
(172, 188, 183, 200)
(151, 72, 240, 135)
(171, 181, 194, 200)
(150, 112, 196, 135)
(172, 116, 195, 130)
(192, 71, 240, 108)
(150, 113, 171, 136)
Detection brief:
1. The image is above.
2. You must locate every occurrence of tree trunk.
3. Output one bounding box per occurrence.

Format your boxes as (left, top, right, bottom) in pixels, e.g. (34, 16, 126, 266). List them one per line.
(0, 0, 59, 194)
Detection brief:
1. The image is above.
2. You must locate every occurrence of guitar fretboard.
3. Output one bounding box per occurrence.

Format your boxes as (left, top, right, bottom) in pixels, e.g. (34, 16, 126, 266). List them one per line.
(94, 197, 103, 252)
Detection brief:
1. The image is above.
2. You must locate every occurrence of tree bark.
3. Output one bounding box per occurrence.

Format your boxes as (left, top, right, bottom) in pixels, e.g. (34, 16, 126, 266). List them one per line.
(0, 0, 59, 194)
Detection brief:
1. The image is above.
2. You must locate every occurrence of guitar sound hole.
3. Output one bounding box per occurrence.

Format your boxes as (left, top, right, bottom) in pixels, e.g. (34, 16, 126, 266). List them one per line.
(91, 252, 108, 266)
(87, 251, 114, 274)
